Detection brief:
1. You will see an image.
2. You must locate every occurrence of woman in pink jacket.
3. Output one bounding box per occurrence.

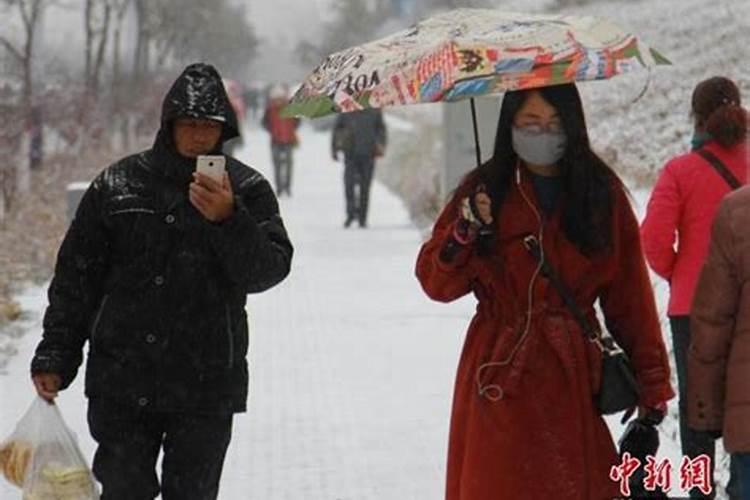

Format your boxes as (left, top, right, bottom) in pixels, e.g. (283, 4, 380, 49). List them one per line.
(641, 76, 748, 499)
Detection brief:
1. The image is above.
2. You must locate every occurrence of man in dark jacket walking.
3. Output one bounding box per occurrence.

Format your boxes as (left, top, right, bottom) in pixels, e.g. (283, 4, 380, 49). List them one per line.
(30, 63, 293, 500)
(331, 108, 386, 228)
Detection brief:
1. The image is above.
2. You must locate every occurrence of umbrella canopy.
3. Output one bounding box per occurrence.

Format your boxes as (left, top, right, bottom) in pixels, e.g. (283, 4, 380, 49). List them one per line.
(283, 9, 670, 119)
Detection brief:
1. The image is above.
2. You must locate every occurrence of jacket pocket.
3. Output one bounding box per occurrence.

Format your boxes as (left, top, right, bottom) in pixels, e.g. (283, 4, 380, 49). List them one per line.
(106, 194, 157, 216)
(105, 194, 160, 261)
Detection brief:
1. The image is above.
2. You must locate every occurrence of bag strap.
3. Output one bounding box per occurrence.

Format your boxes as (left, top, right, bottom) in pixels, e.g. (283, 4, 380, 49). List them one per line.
(523, 235, 624, 357)
(523, 235, 599, 341)
(696, 149, 742, 190)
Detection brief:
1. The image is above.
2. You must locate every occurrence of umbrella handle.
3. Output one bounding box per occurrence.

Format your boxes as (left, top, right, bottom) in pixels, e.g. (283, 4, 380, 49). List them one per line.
(470, 98, 482, 168)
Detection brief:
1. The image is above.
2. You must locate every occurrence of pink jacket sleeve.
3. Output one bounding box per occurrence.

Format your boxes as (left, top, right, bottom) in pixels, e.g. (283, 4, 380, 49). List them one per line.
(641, 162, 681, 281)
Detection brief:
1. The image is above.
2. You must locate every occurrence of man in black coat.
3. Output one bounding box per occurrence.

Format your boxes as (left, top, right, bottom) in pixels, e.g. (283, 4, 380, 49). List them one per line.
(30, 63, 293, 500)
(331, 108, 386, 228)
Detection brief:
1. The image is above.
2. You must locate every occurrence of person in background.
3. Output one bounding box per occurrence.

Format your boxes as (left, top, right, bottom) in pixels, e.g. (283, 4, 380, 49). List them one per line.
(641, 76, 747, 499)
(331, 108, 386, 228)
(243, 84, 260, 120)
(30, 62, 293, 500)
(262, 83, 299, 197)
(689, 181, 750, 500)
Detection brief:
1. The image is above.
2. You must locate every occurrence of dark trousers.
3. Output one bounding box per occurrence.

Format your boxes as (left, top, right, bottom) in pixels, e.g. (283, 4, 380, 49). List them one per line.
(671, 316, 741, 499)
(343, 154, 375, 225)
(734, 453, 750, 500)
(88, 399, 233, 500)
(272, 143, 294, 196)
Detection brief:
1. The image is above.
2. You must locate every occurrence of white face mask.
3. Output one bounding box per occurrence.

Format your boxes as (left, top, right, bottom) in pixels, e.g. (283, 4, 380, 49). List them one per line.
(512, 126, 567, 166)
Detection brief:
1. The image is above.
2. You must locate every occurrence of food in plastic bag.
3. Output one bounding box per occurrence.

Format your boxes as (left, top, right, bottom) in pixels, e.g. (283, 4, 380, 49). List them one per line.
(0, 439, 32, 486)
(0, 397, 99, 499)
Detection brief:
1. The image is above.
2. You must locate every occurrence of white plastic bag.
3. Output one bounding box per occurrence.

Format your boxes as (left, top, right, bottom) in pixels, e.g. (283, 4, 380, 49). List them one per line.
(0, 397, 99, 499)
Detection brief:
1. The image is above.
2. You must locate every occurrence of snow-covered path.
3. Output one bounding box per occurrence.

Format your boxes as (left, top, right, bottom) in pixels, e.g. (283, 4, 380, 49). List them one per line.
(217, 122, 473, 499)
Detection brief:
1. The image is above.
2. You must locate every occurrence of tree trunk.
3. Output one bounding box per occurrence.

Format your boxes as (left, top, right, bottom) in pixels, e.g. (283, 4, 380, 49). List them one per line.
(21, 0, 38, 113)
(91, 3, 112, 98)
(133, 0, 148, 80)
(85, 0, 93, 90)
(16, 132, 31, 195)
(20, 0, 40, 186)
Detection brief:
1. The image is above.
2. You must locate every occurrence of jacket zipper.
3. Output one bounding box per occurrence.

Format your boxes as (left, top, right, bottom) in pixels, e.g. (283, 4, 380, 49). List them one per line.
(225, 305, 234, 369)
(90, 294, 110, 344)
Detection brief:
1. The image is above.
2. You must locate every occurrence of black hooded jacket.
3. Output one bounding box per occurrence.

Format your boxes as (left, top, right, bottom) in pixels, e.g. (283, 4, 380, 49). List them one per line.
(31, 63, 293, 413)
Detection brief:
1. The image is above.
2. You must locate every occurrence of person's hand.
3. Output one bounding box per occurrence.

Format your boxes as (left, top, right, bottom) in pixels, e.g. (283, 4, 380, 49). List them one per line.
(190, 172, 235, 223)
(473, 191, 493, 225)
(32, 373, 61, 402)
(637, 402, 667, 425)
(374, 143, 385, 158)
(461, 188, 493, 226)
(332, 151, 339, 162)
(455, 186, 493, 244)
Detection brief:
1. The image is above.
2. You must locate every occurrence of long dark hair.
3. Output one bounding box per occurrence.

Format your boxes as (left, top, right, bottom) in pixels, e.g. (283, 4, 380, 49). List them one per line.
(691, 76, 746, 148)
(466, 83, 622, 256)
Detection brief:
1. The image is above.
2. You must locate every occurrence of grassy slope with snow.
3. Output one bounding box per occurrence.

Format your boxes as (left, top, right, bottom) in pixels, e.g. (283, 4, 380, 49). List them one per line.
(573, 0, 750, 183)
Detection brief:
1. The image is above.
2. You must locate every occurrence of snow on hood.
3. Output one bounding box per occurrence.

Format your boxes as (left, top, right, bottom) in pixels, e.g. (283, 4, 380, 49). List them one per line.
(159, 62, 240, 143)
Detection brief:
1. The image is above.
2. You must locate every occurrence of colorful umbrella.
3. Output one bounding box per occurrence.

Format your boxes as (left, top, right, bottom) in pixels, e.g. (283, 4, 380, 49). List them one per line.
(284, 8, 670, 165)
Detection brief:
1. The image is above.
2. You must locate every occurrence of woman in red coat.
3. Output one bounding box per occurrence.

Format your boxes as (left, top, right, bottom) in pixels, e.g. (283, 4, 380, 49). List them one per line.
(640, 76, 747, 498)
(416, 83, 674, 500)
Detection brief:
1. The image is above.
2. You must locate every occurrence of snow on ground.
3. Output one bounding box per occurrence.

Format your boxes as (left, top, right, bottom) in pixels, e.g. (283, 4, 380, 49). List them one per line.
(0, 119, 728, 498)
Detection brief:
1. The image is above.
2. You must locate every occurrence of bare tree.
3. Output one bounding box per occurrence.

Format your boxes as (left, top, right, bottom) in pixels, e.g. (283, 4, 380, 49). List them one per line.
(110, 0, 131, 148)
(0, 0, 45, 111)
(132, 0, 156, 82)
(297, 0, 390, 65)
(143, 0, 257, 79)
(84, 0, 112, 99)
(110, 0, 130, 88)
(0, 0, 48, 207)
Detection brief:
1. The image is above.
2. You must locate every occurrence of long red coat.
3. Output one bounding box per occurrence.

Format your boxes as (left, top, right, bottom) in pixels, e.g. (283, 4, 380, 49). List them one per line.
(416, 169, 674, 500)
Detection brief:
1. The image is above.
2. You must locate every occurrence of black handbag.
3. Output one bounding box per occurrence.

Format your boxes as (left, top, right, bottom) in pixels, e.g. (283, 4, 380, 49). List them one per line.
(523, 235, 640, 415)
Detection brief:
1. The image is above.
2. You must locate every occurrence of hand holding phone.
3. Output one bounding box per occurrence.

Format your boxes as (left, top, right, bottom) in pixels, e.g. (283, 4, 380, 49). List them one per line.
(195, 155, 226, 183)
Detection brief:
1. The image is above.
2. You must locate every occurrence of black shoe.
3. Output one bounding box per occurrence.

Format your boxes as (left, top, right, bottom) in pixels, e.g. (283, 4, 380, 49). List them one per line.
(344, 216, 354, 228)
(358, 219, 367, 228)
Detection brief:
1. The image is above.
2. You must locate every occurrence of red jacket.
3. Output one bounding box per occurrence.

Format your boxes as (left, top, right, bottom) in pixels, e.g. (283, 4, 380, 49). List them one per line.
(641, 141, 747, 315)
(416, 169, 674, 500)
(262, 102, 299, 145)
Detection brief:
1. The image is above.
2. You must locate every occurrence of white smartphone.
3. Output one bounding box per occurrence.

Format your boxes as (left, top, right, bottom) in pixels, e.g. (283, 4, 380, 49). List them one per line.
(195, 155, 226, 182)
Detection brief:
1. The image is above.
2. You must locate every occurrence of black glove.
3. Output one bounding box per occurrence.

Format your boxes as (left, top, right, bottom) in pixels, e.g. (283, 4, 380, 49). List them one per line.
(619, 418, 664, 498)
(619, 418, 660, 461)
(641, 407, 665, 426)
